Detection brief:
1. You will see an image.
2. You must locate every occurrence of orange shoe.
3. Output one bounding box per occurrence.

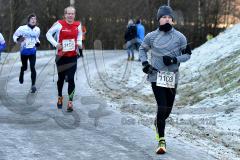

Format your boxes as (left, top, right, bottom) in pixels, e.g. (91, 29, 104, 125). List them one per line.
(57, 96, 63, 109)
(67, 101, 73, 112)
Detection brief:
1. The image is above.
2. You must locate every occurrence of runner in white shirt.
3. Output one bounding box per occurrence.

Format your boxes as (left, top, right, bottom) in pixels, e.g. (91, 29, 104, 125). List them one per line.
(13, 13, 40, 93)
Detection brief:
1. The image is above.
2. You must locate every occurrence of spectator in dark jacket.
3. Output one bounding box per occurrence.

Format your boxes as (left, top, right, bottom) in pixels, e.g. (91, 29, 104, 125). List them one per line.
(124, 19, 137, 61)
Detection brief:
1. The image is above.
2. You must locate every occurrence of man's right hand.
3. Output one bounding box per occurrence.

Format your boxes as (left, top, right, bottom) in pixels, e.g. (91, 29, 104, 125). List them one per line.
(142, 61, 156, 74)
(17, 36, 25, 43)
(56, 44, 62, 50)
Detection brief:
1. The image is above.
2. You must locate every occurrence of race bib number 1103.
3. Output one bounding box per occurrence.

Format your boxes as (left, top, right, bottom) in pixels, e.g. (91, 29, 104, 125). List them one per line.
(156, 71, 175, 88)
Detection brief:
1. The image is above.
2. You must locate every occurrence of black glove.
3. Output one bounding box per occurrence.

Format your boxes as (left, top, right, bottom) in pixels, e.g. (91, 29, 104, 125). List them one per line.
(142, 61, 156, 74)
(77, 48, 83, 58)
(35, 42, 40, 48)
(163, 56, 177, 66)
(17, 36, 25, 42)
(181, 44, 192, 55)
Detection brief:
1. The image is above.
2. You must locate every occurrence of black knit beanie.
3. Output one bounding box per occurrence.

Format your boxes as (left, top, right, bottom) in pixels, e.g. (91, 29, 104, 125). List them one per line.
(157, 5, 174, 20)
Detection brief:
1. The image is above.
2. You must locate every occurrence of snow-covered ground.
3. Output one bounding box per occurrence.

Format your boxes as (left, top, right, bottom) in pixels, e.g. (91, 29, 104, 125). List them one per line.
(0, 49, 217, 159)
(91, 24, 240, 160)
(0, 25, 239, 159)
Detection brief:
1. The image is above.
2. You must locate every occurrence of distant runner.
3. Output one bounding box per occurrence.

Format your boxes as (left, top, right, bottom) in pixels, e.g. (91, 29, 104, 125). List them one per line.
(13, 13, 40, 93)
(0, 32, 6, 62)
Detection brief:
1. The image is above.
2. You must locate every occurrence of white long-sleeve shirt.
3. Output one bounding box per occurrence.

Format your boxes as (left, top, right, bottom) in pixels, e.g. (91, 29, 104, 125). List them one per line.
(13, 25, 40, 55)
(0, 33, 5, 44)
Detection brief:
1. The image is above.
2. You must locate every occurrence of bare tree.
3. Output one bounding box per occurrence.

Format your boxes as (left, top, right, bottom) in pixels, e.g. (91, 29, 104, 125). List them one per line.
(1, 0, 239, 50)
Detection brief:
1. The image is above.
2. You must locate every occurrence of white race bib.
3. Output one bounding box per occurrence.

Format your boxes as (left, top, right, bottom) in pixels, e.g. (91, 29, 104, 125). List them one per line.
(156, 71, 175, 88)
(25, 39, 35, 48)
(62, 39, 75, 52)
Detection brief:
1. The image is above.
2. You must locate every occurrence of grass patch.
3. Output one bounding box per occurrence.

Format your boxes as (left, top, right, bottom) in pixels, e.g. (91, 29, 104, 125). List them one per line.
(177, 49, 240, 106)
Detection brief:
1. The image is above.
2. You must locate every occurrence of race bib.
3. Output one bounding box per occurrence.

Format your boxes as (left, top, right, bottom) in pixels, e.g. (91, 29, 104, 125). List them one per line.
(25, 39, 35, 48)
(62, 39, 75, 52)
(156, 71, 175, 88)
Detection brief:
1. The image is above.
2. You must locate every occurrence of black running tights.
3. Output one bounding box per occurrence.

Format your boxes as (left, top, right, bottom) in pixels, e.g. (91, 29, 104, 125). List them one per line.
(151, 82, 176, 137)
(56, 56, 77, 101)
